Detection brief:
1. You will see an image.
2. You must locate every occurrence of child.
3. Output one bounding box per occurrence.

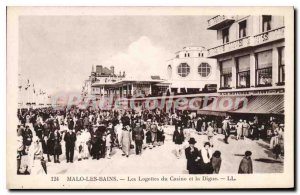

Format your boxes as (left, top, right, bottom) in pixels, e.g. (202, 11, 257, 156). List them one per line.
(238, 151, 253, 174)
(211, 150, 222, 174)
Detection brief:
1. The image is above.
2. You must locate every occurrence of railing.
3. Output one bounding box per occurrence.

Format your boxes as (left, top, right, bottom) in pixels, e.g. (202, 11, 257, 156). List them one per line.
(207, 15, 235, 29)
(207, 26, 285, 57)
(253, 26, 285, 45)
(207, 36, 251, 57)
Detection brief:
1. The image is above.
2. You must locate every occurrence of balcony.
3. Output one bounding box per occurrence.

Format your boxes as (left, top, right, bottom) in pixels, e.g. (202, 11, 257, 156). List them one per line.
(207, 36, 252, 57)
(207, 26, 285, 57)
(207, 15, 235, 30)
(253, 26, 285, 46)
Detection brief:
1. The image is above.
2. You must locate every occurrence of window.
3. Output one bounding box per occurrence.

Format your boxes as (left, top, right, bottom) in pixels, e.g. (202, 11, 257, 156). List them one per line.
(177, 63, 190, 77)
(278, 47, 285, 83)
(187, 53, 190, 57)
(167, 65, 172, 79)
(220, 60, 232, 88)
(236, 55, 250, 88)
(239, 20, 247, 38)
(262, 15, 272, 32)
(256, 50, 272, 86)
(198, 53, 201, 57)
(198, 63, 211, 77)
(222, 28, 229, 44)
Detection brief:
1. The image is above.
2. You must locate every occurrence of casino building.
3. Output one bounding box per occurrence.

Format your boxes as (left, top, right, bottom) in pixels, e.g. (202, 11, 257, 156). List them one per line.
(199, 15, 285, 117)
(166, 46, 218, 94)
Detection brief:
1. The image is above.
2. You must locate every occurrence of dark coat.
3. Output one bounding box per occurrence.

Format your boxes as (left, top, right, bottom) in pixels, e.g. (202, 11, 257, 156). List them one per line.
(64, 131, 77, 147)
(132, 126, 144, 141)
(173, 130, 184, 145)
(90, 129, 101, 144)
(145, 130, 152, 144)
(53, 131, 62, 155)
(34, 124, 44, 140)
(185, 146, 200, 174)
(211, 156, 222, 174)
(238, 157, 253, 174)
(22, 129, 33, 146)
(196, 119, 203, 132)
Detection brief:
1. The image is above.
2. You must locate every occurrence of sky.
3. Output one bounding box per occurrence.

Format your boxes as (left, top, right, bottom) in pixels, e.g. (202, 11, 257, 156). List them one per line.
(19, 15, 216, 95)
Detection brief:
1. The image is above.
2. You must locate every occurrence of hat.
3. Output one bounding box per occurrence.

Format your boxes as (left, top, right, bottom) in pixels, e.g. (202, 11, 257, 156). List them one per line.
(279, 124, 284, 127)
(245, 151, 252, 156)
(188, 138, 197, 144)
(147, 119, 151, 122)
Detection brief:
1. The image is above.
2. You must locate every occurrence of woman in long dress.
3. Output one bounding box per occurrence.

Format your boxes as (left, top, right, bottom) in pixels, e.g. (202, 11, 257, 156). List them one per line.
(120, 125, 132, 157)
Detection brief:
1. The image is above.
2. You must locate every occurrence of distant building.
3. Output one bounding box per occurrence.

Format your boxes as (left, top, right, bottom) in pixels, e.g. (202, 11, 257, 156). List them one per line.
(82, 65, 166, 98)
(166, 46, 218, 94)
(82, 65, 125, 97)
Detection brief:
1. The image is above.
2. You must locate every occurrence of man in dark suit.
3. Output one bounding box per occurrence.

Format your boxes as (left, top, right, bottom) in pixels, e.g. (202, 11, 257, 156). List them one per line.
(185, 138, 200, 174)
(64, 129, 77, 163)
(90, 125, 101, 160)
(196, 117, 203, 134)
(132, 122, 144, 155)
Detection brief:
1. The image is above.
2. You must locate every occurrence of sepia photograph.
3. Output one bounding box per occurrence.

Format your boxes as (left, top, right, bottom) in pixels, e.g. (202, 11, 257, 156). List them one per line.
(6, 6, 294, 189)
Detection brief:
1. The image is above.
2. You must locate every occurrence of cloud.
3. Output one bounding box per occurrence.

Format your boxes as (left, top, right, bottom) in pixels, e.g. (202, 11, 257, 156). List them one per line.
(103, 36, 173, 79)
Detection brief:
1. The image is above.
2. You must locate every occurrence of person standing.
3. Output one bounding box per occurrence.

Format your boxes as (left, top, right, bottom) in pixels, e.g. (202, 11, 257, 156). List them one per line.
(173, 126, 185, 159)
(242, 120, 250, 138)
(200, 142, 213, 174)
(211, 150, 222, 174)
(206, 123, 215, 147)
(52, 128, 62, 163)
(76, 131, 84, 161)
(150, 121, 158, 147)
(81, 127, 91, 160)
(105, 129, 112, 159)
(120, 125, 132, 157)
(236, 119, 243, 140)
(90, 125, 101, 160)
(64, 128, 76, 163)
(185, 138, 200, 174)
(196, 117, 203, 134)
(132, 122, 144, 155)
(238, 151, 253, 174)
(22, 125, 33, 154)
(157, 124, 165, 146)
(222, 117, 230, 144)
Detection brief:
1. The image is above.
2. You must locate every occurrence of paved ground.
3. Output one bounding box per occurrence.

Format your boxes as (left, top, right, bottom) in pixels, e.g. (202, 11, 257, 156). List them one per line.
(21, 125, 283, 175)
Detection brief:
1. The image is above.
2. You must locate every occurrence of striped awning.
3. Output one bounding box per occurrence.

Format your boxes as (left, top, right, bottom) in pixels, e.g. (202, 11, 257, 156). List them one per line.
(197, 96, 249, 116)
(231, 95, 284, 114)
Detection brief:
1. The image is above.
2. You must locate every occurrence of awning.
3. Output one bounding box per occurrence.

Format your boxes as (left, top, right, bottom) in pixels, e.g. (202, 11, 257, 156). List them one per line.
(230, 95, 284, 114)
(197, 95, 284, 116)
(197, 96, 249, 116)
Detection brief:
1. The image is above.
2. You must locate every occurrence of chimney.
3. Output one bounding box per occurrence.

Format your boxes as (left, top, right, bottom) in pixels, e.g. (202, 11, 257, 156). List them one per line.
(96, 65, 103, 75)
(110, 66, 115, 75)
(123, 71, 125, 77)
(119, 71, 121, 77)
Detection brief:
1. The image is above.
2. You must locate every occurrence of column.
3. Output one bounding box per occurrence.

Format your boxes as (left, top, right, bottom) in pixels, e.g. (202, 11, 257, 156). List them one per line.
(272, 47, 279, 86)
(250, 53, 256, 87)
(232, 58, 237, 88)
(131, 84, 134, 96)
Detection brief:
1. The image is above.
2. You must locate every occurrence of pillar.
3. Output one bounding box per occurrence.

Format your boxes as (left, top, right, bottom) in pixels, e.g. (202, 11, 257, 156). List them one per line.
(250, 53, 256, 87)
(232, 58, 237, 88)
(272, 47, 279, 86)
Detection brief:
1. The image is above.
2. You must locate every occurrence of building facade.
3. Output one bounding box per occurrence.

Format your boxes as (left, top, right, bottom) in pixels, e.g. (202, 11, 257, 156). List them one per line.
(82, 65, 125, 97)
(166, 46, 218, 94)
(207, 15, 285, 95)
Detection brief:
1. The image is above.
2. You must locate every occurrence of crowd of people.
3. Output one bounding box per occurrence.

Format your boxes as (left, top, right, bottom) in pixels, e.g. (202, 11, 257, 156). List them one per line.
(16, 106, 284, 175)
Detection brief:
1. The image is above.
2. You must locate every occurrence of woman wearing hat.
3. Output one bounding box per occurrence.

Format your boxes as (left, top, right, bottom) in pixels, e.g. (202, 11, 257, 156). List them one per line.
(185, 138, 200, 174)
(238, 151, 253, 174)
